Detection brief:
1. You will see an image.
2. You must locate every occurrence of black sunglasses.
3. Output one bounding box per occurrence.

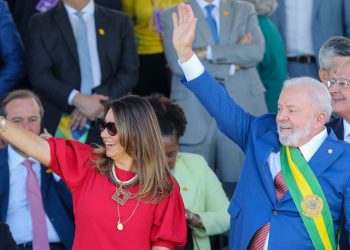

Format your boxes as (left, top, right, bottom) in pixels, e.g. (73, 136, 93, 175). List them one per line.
(96, 118, 117, 136)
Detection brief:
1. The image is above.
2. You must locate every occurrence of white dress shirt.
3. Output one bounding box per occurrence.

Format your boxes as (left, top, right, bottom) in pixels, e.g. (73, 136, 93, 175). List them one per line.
(64, 0, 102, 105)
(344, 119, 350, 143)
(285, 0, 314, 56)
(178, 54, 328, 249)
(6, 146, 61, 244)
(196, 0, 221, 34)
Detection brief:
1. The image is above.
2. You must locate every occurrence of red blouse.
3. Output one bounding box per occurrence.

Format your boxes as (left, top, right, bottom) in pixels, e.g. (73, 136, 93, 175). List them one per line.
(48, 138, 187, 250)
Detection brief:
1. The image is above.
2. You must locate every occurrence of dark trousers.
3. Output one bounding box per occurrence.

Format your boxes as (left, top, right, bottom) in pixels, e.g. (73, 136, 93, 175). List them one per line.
(132, 53, 170, 97)
(18, 243, 66, 250)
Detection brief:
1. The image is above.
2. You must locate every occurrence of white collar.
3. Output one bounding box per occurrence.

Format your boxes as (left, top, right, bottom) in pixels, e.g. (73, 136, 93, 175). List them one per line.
(8, 145, 39, 171)
(196, 0, 220, 11)
(299, 128, 328, 162)
(64, 0, 94, 16)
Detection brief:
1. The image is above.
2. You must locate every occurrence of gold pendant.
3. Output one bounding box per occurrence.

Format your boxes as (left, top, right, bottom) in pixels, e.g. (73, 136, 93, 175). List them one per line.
(117, 221, 124, 231)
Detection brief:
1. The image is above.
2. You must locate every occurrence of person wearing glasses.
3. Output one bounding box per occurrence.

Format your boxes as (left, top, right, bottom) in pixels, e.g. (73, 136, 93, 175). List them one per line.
(326, 61, 350, 144)
(0, 95, 187, 250)
(318, 37, 350, 87)
(324, 61, 350, 250)
(147, 94, 230, 249)
(318, 37, 350, 250)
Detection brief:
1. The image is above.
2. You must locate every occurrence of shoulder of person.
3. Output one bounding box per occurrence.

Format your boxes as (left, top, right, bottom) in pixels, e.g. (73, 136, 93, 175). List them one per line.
(231, 0, 255, 12)
(160, 5, 178, 22)
(178, 152, 209, 171)
(95, 4, 130, 20)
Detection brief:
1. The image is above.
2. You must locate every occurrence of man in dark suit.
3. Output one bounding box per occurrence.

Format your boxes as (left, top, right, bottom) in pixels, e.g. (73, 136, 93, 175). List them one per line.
(0, 90, 74, 250)
(0, 223, 17, 250)
(26, 0, 138, 144)
(5, 0, 122, 44)
(319, 39, 350, 250)
(326, 60, 350, 147)
(319, 37, 350, 142)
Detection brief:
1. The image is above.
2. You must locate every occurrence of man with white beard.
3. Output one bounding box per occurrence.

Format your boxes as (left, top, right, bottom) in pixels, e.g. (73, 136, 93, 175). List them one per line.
(172, 3, 350, 249)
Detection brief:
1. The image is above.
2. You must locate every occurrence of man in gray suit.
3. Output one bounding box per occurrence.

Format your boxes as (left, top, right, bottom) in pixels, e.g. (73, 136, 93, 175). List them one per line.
(271, 0, 350, 79)
(161, 0, 267, 194)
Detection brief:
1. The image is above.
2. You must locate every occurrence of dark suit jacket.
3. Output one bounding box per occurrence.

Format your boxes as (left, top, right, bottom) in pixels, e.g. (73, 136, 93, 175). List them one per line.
(327, 117, 349, 250)
(328, 117, 344, 140)
(0, 0, 24, 96)
(0, 223, 17, 250)
(5, 0, 122, 43)
(0, 147, 74, 249)
(26, 2, 138, 136)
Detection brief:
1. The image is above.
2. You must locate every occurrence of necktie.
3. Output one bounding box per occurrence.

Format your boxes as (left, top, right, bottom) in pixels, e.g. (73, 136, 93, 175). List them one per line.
(205, 4, 219, 45)
(75, 12, 94, 95)
(23, 159, 50, 250)
(248, 171, 288, 250)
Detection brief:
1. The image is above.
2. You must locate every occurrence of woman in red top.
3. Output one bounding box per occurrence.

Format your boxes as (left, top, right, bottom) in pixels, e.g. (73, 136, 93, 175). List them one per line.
(0, 95, 187, 250)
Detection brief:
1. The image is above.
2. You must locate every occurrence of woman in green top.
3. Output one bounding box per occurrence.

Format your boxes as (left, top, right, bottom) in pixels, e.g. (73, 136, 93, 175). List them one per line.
(147, 94, 230, 250)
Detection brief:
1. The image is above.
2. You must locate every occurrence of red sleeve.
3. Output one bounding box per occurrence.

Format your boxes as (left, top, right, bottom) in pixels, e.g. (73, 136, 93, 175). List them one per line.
(151, 180, 187, 249)
(48, 138, 94, 192)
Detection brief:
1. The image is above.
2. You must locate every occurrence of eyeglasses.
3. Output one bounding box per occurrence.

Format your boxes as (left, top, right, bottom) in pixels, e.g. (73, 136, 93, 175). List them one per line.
(327, 78, 350, 88)
(96, 118, 117, 136)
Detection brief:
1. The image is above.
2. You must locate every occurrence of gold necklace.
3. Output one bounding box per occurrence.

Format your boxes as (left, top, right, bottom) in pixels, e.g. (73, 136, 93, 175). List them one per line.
(109, 165, 139, 205)
(116, 199, 140, 231)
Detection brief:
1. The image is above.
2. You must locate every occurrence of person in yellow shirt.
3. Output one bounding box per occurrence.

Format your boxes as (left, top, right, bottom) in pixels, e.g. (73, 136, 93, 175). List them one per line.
(122, 0, 182, 97)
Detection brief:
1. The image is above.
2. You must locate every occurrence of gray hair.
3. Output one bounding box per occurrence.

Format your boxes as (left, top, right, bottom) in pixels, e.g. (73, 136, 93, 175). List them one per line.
(242, 0, 277, 16)
(282, 77, 332, 122)
(319, 36, 350, 70)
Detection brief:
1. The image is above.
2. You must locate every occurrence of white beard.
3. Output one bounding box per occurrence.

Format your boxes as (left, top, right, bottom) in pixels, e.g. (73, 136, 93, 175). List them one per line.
(277, 120, 313, 146)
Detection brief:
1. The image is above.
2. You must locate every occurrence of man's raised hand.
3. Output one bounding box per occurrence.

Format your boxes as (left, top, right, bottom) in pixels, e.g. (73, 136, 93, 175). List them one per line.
(172, 3, 197, 63)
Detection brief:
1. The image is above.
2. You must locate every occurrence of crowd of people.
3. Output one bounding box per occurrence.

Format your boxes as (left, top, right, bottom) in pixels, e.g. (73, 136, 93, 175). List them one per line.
(1, 0, 350, 249)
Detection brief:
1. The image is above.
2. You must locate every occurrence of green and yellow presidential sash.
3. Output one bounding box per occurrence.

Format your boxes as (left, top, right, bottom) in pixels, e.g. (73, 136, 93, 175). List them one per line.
(280, 146, 336, 250)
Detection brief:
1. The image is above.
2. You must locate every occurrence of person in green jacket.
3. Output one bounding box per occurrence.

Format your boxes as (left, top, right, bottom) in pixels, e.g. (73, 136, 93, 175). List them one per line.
(244, 0, 287, 113)
(147, 94, 230, 250)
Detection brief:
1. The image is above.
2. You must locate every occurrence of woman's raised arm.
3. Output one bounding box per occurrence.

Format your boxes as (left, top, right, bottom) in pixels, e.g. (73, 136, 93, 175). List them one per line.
(0, 116, 51, 165)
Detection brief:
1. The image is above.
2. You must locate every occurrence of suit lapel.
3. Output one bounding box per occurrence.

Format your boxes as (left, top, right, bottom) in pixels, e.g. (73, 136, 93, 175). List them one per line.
(331, 118, 344, 140)
(94, 5, 108, 83)
(173, 154, 198, 209)
(0, 148, 10, 221)
(188, 0, 215, 46)
(255, 131, 281, 204)
(219, 0, 234, 45)
(54, 3, 79, 64)
(40, 165, 52, 201)
(308, 134, 343, 177)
